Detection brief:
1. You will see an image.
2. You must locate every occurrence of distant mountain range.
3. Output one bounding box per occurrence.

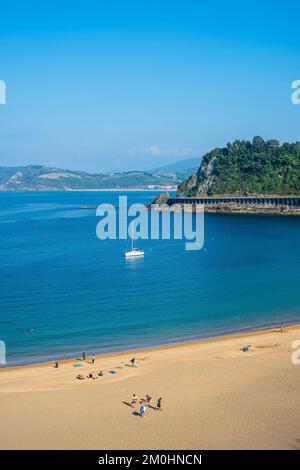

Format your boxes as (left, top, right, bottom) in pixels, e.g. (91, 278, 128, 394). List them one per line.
(0, 158, 200, 191)
(152, 157, 201, 173)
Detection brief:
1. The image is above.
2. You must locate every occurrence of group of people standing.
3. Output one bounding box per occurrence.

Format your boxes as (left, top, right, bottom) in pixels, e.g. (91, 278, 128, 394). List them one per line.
(131, 393, 163, 418)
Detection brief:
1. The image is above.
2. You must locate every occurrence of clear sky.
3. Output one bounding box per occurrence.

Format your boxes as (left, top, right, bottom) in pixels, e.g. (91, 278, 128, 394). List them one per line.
(0, 1, 300, 172)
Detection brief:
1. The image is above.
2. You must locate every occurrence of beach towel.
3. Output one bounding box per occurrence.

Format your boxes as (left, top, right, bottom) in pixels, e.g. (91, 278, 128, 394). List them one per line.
(109, 370, 117, 374)
(73, 363, 84, 367)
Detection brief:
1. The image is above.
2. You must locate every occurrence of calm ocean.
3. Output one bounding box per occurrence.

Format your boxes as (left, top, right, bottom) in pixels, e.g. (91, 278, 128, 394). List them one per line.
(1, 191, 300, 366)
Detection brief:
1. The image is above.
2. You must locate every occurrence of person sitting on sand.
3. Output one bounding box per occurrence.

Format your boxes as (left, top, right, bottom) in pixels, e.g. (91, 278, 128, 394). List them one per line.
(131, 394, 138, 407)
(140, 404, 146, 418)
(88, 372, 94, 379)
(98, 370, 103, 377)
(77, 374, 84, 380)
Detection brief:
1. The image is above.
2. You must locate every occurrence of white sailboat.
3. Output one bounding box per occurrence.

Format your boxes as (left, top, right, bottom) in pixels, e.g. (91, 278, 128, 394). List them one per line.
(125, 225, 144, 258)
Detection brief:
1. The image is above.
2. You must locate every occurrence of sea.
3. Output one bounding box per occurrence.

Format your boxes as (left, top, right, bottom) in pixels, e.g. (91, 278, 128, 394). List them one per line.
(0, 191, 300, 366)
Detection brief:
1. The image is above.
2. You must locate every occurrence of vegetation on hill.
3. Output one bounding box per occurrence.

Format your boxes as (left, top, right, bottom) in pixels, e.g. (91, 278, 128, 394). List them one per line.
(177, 137, 300, 196)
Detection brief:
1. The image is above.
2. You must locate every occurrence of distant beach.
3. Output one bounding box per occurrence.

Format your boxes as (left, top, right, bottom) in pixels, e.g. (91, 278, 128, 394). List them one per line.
(67, 188, 172, 191)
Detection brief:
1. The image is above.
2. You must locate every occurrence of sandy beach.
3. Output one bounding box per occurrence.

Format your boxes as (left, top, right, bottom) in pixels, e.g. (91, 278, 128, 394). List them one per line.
(0, 325, 300, 450)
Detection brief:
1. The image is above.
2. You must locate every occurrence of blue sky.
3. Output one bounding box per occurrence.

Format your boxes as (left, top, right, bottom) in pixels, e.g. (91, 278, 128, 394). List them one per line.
(0, 1, 300, 172)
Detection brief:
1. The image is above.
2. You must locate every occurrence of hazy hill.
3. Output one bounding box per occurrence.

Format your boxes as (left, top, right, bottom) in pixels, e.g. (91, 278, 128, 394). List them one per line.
(0, 164, 186, 191)
(153, 157, 201, 173)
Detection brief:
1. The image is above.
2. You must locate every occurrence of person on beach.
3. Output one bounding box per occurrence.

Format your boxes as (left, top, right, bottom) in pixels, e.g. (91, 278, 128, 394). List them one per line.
(98, 370, 103, 377)
(140, 404, 146, 418)
(82, 352, 86, 361)
(242, 344, 253, 352)
(54, 361, 59, 368)
(131, 394, 138, 407)
(91, 354, 95, 364)
(280, 323, 286, 333)
(146, 394, 152, 405)
(130, 357, 136, 368)
(157, 397, 162, 410)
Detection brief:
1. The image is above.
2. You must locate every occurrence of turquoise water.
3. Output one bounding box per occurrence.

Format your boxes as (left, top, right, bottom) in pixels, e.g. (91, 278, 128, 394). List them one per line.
(0, 191, 300, 366)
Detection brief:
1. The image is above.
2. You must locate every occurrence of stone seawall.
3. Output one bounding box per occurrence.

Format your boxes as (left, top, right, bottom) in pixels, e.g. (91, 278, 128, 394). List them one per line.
(165, 196, 300, 215)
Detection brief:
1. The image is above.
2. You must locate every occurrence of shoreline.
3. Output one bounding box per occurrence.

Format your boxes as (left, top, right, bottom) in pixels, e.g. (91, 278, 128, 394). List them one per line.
(0, 188, 172, 193)
(68, 188, 176, 192)
(2, 320, 299, 372)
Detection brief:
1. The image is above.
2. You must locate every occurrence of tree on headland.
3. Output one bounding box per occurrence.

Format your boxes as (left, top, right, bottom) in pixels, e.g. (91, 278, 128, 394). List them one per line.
(177, 137, 300, 197)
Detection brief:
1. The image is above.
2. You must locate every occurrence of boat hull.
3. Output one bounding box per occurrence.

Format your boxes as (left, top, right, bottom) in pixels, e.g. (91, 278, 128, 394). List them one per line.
(125, 250, 144, 258)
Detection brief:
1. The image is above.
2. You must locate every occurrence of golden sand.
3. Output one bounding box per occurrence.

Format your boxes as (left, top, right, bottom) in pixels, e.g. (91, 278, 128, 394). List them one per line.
(0, 325, 300, 449)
